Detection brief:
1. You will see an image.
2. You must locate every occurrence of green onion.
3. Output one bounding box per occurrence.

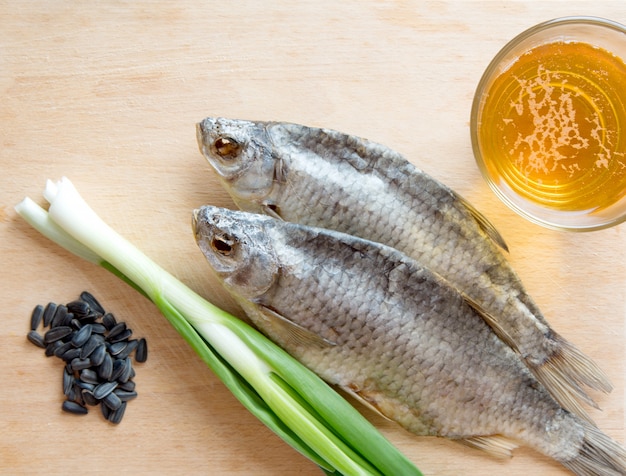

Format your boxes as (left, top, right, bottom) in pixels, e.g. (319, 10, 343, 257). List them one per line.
(16, 177, 422, 476)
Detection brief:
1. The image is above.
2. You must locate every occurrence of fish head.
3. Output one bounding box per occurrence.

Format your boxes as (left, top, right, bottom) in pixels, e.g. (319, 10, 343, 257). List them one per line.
(196, 118, 277, 211)
(192, 205, 278, 300)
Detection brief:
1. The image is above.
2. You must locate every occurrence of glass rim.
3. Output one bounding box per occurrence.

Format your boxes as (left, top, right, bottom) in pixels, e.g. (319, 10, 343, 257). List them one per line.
(470, 16, 626, 232)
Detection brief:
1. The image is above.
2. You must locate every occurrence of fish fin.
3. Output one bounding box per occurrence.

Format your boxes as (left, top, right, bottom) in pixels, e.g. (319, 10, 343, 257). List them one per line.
(456, 435, 519, 459)
(258, 305, 336, 349)
(560, 419, 626, 476)
(462, 294, 520, 353)
(340, 385, 395, 422)
(456, 193, 509, 252)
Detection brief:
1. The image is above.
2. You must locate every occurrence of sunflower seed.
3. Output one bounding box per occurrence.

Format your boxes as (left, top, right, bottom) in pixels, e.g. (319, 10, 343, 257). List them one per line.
(102, 313, 117, 330)
(80, 334, 104, 360)
(93, 380, 117, 400)
(80, 369, 99, 385)
(97, 353, 113, 381)
(76, 313, 98, 325)
(50, 305, 68, 328)
(117, 380, 136, 392)
(52, 341, 72, 358)
(30, 304, 44, 331)
(80, 291, 105, 315)
(70, 323, 92, 348)
(114, 389, 138, 402)
(108, 341, 127, 356)
(135, 338, 148, 363)
(119, 358, 133, 383)
(107, 401, 127, 424)
(90, 323, 107, 335)
(70, 357, 92, 371)
(73, 386, 86, 406)
(27, 330, 46, 348)
(45, 340, 63, 357)
(117, 339, 138, 360)
(62, 400, 88, 415)
(106, 322, 128, 342)
(109, 329, 133, 344)
(75, 379, 95, 392)
(61, 311, 75, 328)
(63, 367, 74, 396)
(100, 400, 111, 419)
(110, 359, 124, 382)
(42, 302, 57, 327)
(28, 292, 147, 425)
(67, 385, 82, 405)
(89, 343, 107, 367)
(82, 389, 98, 406)
(44, 325, 72, 344)
(67, 299, 91, 318)
(70, 318, 83, 330)
(61, 347, 82, 363)
(103, 391, 122, 410)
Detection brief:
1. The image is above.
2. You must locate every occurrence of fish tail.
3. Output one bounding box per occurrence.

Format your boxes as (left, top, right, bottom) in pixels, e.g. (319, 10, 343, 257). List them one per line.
(530, 333, 613, 422)
(560, 420, 626, 476)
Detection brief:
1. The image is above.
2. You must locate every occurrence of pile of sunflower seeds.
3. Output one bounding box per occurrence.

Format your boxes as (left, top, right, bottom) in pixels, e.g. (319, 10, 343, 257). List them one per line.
(27, 291, 147, 424)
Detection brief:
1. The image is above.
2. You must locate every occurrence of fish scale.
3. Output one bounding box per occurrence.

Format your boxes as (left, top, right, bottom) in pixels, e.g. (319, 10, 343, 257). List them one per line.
(193, 206, 626, 475)
(196, 117, 612, 420)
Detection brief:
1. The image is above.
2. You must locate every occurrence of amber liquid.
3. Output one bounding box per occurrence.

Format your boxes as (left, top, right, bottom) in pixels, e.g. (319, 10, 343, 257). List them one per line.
(478, 41, 626, 212)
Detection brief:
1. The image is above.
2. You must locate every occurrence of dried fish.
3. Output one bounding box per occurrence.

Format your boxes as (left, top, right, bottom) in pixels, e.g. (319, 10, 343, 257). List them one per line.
(197, 117, 611, 418)
(194, 206, 626, 476)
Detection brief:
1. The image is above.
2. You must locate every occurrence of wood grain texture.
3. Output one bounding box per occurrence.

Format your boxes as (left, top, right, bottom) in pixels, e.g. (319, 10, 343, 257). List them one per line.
(1, 2, 624, 474)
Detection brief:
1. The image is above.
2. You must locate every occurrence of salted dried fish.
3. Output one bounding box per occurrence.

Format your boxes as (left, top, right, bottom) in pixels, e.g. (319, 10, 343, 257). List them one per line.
(196, 117, 612, 419)
(193, 206, 626, 476)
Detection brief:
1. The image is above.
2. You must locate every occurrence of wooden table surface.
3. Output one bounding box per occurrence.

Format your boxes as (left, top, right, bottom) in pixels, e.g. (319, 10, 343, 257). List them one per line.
(1, 2, 624, 475)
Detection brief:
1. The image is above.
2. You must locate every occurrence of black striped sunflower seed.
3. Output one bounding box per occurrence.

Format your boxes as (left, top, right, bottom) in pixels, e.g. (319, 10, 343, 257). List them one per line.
(50, 305, 68, 328)
(102, 312, 117, 330)
(61, 347, 82, 363)
(71, 323, 92, 348)
(62, 400, 88, 415)
(117, 339, 138, 360)
(42, 302, 57, 327)
(106, 322, 129, 342)
(107, 401, 127, 424)
(89, 342, 106, 367)
(27, 330, 46, 349)
(80, 369, 99, 385)
(44, 326, 73, 344)
(114, 389, 138, 402)
(135, 338, 148, 363)
(30, 304, 44, 331)
(97, 353, 113, 380)
(93, 380, 118, 400)
(66, 299, 91, 318)
(103, 391, 122, 411)
(28, 292, 148, 425)
(70, 357, 92, 371)
(80, 334, 104, 360)
(80, 291, 105, 315)
(82, 389, 98, 407)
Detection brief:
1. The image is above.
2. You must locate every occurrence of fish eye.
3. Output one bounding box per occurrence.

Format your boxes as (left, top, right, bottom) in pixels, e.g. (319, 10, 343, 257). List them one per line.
(211, 234, 236, 256)
(214, 137, 240, 159)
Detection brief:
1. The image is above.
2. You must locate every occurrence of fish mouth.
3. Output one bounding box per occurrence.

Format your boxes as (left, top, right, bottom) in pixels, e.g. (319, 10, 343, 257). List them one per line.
(195, 122, 208, 155)
(191, 208, 201, 239)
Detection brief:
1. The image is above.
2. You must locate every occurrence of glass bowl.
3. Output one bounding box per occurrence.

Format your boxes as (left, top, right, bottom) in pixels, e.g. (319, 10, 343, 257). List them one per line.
(470, 17, 626, 231)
